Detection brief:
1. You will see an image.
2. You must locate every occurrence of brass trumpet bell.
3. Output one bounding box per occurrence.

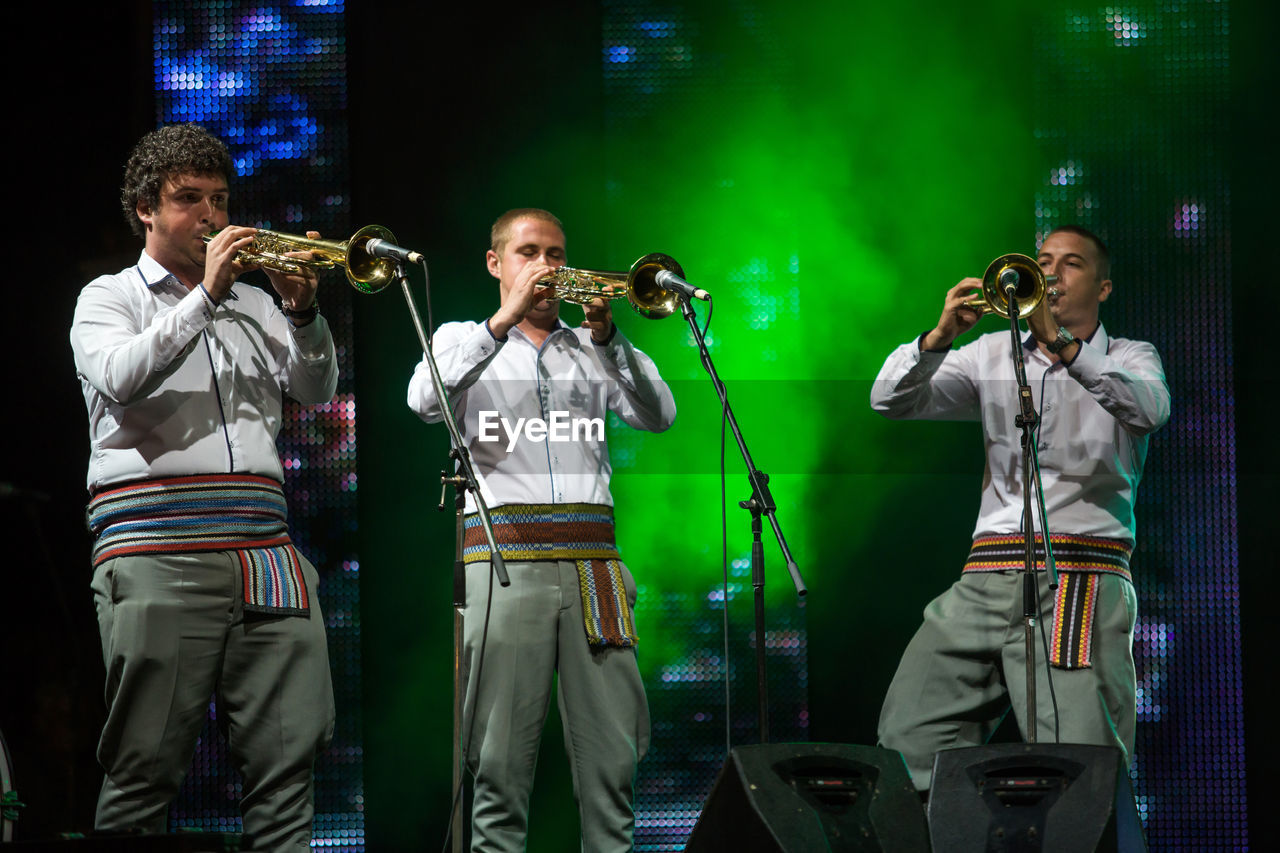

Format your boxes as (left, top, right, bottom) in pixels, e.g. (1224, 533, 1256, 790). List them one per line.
(965, 253, 1059, 319)
(540, 252, 684, 320)
(204, 224, 400, 294)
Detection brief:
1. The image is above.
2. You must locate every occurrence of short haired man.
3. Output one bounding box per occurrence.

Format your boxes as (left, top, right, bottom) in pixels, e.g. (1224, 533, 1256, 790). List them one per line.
(71, 123, 337, 849)
(407, 208, 676, 851)
(870, 226, 1170, 793)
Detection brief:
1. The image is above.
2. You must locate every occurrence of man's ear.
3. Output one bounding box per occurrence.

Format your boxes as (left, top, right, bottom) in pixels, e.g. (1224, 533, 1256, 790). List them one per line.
(486, 249, 501, 280)
(1098, 278, 1113, 304)
(136, 199, 154, 231)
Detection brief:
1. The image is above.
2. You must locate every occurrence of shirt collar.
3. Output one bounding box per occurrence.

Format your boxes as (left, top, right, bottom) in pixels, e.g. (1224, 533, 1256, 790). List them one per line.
(136, 250, 179, 290)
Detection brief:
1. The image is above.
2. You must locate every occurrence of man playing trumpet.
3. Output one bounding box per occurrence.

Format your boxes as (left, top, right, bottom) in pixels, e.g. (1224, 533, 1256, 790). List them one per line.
(70, 123, 337, 849)
(870, 225, 1170, 795)
(407, 208, 675, 852)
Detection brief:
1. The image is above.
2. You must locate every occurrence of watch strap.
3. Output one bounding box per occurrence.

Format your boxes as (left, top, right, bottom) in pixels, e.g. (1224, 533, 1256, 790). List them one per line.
(283, 301, 319, 326)
(1046, 326, 1075, 354)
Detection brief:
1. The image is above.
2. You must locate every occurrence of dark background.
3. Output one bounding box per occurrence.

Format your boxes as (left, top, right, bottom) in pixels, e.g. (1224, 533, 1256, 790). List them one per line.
(5, 0, 1276, 849)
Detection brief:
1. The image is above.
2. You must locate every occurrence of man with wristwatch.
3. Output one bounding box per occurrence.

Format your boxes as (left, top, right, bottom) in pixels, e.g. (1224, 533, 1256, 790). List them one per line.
(71, 123, 337, 849)
(868, 225, 1170, 795)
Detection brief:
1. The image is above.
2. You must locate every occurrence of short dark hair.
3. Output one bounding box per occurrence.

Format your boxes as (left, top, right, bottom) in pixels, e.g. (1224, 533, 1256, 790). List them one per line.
(120, 124, 234, 238)
(490, 208, 564, 252)
(1046, 224, 1111, 279)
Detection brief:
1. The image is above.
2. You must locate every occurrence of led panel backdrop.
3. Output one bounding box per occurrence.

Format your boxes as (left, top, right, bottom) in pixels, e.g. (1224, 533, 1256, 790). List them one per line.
(1033, 1, 1246, 844)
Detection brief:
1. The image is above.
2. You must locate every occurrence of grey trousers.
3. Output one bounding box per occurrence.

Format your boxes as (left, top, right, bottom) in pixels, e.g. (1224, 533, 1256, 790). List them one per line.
(91, 550, 335, 851)
(462, 559, 649, 853)
(877, 570, 1137, 791)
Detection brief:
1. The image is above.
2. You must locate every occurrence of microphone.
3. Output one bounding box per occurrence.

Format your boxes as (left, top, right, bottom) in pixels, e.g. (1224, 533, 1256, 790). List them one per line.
(654, 269, 710, 301)
(999, 267, 1021, 294)
(365, 238, 424, 265)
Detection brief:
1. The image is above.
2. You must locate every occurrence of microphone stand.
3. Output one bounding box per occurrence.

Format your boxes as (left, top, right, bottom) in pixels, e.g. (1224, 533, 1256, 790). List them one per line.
(441, 471, 467, 853)
(1001, 281, 1059, 746)
(678, 296, 806, 745)
(394, 260, 510, 853)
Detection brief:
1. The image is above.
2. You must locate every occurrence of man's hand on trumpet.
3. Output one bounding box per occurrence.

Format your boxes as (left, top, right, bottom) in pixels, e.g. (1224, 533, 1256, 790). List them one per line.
(920, 278, 983, 352)
(203, 225, 259, 303)
(266, 230, 323, 313)
(581, 283, 616, 344)
(1026, 284, 1081, 362)
(489, 260, 557, 340)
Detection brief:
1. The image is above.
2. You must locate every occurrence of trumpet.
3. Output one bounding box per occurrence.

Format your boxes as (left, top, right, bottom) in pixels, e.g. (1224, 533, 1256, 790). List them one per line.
(539, 253, 685, 320)
(203, 224, 400, 294)
(964, 253, 1060, 319)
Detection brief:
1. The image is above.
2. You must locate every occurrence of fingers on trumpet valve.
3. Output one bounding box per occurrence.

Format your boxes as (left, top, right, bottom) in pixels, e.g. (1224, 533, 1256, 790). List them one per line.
(532, 279, 559, 302)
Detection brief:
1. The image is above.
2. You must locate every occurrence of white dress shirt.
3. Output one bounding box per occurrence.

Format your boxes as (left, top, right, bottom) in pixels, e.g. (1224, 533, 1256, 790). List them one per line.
(71, 251, 338, 491)
(407, 319, 676, 510)
(870, 324, 1170, 545)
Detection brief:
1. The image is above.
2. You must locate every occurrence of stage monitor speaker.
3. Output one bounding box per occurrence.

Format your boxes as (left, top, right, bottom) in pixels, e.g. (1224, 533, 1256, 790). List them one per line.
(683, 742, 929, 853)
(928, 743, 1147, 853)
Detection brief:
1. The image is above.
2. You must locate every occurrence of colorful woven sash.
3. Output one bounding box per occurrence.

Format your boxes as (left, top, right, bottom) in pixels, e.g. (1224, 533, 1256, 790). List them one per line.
(462, 503, 637, 647)
(964, 533, 1133, 670)
(87, 474, 310, 616)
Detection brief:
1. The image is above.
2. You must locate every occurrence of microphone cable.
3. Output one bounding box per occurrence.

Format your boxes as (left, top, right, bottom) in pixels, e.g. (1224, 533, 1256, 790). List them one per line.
(698, 296, 735, 758)
(1025, 364, 1063, 744)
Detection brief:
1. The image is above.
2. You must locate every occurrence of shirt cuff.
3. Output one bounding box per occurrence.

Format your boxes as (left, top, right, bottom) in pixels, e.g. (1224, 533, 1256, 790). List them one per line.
(917, 331, 949, 353)
(484, 317, 508, 342)
(181, 284, 217, 329)
(1063, 337, 1102, 378)
(288, 313, 333, 358)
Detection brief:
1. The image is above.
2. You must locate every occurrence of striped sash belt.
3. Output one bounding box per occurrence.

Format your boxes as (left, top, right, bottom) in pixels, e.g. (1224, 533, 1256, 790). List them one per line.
(463, 503, 637, 648)
(964, 533, 1133, 671)
(87, 474, 309, 616)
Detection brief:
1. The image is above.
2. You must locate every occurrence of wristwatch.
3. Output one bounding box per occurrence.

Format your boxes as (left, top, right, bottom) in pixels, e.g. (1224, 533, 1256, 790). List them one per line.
(284, 300, 319, 326)
(1045, 326, 1076, 354)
